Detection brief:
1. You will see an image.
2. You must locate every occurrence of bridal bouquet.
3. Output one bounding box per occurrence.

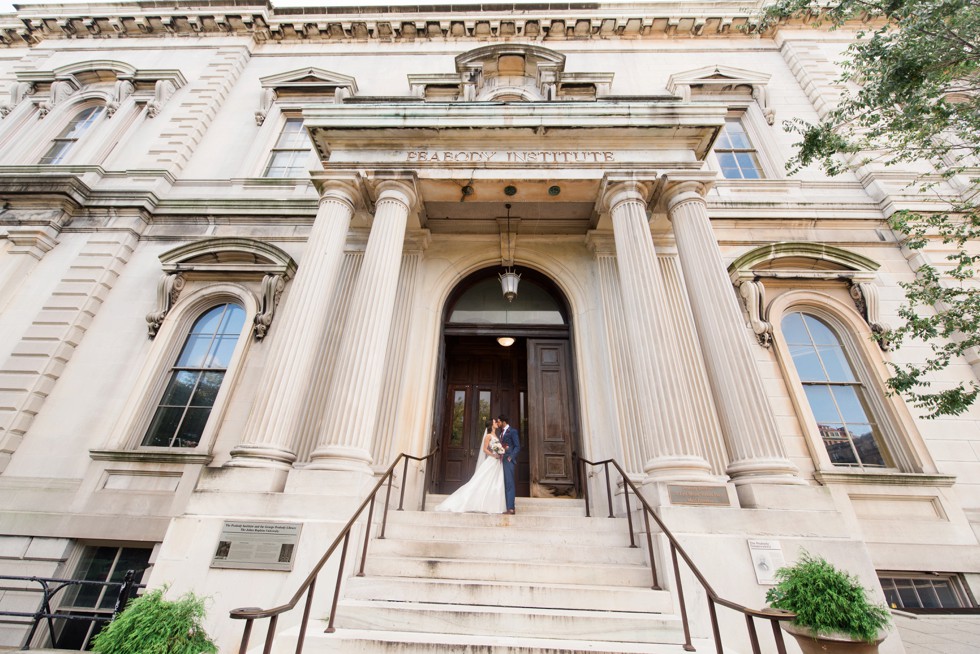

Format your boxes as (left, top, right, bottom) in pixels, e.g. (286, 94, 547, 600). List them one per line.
(488, 437, 505, 456)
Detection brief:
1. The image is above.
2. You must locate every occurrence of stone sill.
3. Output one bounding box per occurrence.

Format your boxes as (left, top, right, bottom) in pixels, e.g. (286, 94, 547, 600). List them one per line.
(814, 470, 956, 487)
(89, 448, 213, 465)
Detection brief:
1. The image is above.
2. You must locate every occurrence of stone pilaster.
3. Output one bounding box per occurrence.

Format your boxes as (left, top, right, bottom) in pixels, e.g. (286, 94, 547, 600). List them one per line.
(308, 179, 418, 473)
(604, 180, 712, 481)
(228, 180, 360, 469)
(664, 181, 800, 484)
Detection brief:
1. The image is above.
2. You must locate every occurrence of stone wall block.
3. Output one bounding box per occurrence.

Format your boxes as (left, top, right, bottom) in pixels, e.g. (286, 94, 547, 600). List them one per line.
(0, 232, 137, 473)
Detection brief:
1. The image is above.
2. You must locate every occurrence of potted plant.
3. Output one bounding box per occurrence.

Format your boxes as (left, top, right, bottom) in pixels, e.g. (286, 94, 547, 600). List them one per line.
(766, 552, 890, 654)
(91, 587, 217, 654)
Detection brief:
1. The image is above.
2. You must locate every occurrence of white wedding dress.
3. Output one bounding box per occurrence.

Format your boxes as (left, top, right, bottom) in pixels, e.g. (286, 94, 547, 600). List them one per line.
(435, 432, 506, 514)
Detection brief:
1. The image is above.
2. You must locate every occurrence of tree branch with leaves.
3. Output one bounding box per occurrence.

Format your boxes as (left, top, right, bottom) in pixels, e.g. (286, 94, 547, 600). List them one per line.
(763, 0, 980, 417)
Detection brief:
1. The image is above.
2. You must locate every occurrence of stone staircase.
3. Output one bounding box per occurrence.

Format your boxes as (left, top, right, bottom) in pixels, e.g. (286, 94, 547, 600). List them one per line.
(276, 496, 713, 653)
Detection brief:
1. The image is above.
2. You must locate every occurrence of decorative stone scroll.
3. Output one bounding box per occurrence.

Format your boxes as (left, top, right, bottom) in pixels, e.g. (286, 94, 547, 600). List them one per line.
(0, 81, 35, 117)
(38, 79, 77, 118)
(737, 279, 773, 348)
(107, 80, 134, 116)
(255, 88, 276, 126)
(253, 274, 286, 340)
(849, 281, 891, 350)
(146, 272, 185, 337)
(147, 79, 176, 118)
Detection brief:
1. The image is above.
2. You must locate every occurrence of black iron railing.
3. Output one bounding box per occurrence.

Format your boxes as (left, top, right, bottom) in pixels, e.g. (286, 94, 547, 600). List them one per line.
(577, 456, 794, 654)
(229, 447, 439, 654)
(0, 570, 143, 650)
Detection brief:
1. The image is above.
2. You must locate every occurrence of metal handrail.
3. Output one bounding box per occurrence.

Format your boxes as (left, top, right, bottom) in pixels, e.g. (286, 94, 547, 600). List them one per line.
(0, 570, 143, 650)
(229, 447, 439, 654)
(577, 456, 794, 654)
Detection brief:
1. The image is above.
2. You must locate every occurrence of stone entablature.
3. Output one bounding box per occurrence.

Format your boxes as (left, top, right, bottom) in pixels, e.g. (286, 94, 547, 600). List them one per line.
(0, 1, 777, 46)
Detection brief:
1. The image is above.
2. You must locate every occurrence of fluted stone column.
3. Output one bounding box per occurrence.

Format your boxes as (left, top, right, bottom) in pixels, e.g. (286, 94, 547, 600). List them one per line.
(228, 180, 359, 469)
(665, 182, 800, 484)
(605, 181, 712, 481)
(307, 180, 417, 473)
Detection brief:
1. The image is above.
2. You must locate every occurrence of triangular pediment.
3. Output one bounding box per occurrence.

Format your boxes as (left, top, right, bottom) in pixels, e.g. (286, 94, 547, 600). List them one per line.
(260, 67, 358, 95)
(667, 65, 771, 91)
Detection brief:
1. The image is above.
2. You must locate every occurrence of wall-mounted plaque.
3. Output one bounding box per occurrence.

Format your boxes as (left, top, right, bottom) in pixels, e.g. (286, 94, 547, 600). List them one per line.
(667, 484, 731, 506)
(747, 539, 785, 585)
(211, 521, 302, 571)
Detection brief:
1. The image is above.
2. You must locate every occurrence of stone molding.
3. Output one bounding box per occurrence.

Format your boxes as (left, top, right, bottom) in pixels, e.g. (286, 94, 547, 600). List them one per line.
(256, 67, 358, 124)
(4, 5, 771, 45)
(667, 64, 775, 124)
(152, 237, 297, 339)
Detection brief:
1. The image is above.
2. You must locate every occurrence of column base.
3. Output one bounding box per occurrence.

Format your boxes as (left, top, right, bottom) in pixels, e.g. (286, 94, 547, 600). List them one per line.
(642, 455, 713, 483)
(225, 443, 296, 470)
(306, 444, 374, 475)
(284, 466, 376, 496)
(196, 465, 289, 493)
(726, 458, 804, 486)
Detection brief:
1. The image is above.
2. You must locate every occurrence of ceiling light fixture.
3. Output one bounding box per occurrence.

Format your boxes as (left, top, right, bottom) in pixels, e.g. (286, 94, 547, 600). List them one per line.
(497, 336, 515, 347)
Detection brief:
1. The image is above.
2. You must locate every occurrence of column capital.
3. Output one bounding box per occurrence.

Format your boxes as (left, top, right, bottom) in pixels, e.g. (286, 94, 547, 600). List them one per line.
(596, 176, 658, 215)
(661, 179, 710, 215)
(312, 173, 365, 213)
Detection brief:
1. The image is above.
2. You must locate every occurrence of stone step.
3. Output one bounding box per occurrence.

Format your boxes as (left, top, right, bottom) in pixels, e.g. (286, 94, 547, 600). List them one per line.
(364, 554, 655, 588)
(368, 536, 649, 565)
(384, 510, 631, 534)
(379, 520, 634, 547)
(333, 599, 686, 643)
(274, 628, 716, 654)
(343, 576, 673, 613)
(424, 495, 588, 516)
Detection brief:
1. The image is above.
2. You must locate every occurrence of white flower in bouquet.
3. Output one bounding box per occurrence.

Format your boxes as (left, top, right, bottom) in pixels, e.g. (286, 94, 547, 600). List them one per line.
(488, 437, 505, 456)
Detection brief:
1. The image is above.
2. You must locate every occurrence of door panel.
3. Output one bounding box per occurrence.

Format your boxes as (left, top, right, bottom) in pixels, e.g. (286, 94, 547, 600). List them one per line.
(527, 339, 576, 496)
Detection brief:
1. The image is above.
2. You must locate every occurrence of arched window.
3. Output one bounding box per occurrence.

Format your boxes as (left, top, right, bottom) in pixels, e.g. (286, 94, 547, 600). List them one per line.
(142, 302, 246, 448)
(39, 105, 106, 164)
(782, 311, 891, 468)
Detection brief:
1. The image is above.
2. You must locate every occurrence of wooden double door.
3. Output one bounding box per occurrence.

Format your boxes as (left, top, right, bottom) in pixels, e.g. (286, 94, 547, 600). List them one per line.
(435, 336, 578, 498)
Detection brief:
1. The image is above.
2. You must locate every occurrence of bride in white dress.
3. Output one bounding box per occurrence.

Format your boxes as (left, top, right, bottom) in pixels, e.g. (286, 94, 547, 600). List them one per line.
(435, 420, 507, 514)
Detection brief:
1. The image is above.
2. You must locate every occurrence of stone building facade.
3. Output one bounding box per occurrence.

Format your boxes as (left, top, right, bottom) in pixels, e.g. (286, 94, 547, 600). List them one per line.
(0, 1, 978, 652)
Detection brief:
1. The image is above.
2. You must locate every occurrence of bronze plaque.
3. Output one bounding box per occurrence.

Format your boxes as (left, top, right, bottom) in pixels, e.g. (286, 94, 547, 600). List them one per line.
(667, 484, 731, 507)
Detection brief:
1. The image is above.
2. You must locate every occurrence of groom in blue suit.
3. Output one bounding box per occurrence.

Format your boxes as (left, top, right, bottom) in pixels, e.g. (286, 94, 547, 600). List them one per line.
(497, 415, 520, 514)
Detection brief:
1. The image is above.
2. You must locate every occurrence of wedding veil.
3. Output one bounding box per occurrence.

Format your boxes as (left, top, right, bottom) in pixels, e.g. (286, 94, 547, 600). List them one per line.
(475, 428, 490, 466)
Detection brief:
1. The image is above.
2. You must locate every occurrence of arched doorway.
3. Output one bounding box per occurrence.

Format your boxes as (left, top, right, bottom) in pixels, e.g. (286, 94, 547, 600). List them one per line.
(431, 267, 580, 498)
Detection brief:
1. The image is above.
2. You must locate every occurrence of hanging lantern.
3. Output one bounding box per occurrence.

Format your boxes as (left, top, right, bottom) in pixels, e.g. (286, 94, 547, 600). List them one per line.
(499, 269, 521, 302)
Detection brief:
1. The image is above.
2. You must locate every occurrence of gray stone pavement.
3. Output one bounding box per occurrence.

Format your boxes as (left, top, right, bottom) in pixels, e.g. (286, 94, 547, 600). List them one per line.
(894, 612, 980, 654)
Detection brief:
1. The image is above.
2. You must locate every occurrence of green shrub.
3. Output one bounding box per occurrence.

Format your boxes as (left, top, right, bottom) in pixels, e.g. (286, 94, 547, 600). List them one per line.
(91, 587, 217, 654)
(765, 552, 890, 643)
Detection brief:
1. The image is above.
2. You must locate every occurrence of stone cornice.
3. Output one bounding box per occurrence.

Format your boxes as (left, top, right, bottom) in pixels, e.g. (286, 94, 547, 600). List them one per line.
(0, 1, 791, 46)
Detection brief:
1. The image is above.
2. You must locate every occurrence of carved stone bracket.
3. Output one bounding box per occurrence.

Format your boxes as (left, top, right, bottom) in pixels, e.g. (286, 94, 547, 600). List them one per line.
(255, 87, 276, 126)
(107, 79, 134, 116)
(146, 272, 185, 337)
(147, 79, 176, 118)
(253, 273, 286, 339)
(849, 281, 891, 350)
(737, 279, 773, 348)
(38, 79, 77, 118)
(0, 81, 35, 117)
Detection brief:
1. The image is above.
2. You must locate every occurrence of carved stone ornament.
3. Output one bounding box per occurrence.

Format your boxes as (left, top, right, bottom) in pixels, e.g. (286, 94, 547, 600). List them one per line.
(107, 79, 134, 116)
(738, 279, 773, 348)
(254, 87, 276, 126)
(752, 85, 775, 125)
(0, 81, 35, 117)
(38, 80, 76, 118)
(849, 281, 891, 350)
(146, 79, 176, 118)
(145, 272, 185, 337)
(253, 273, 285, 340)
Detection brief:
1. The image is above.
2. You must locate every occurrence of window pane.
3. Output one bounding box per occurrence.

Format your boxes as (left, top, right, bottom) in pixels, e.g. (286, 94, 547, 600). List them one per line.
(822, 427, 859, 465)
(450, 390, 465, 447)
(143, 407, 185, 447)
(98, 548, 151, 610)
(832, 386, 871, 423)
(735, 152, 761, 178)
(191, 371, 224, 408)
(717, 152, 742, 179)
(818, 345, 856, 382)
(176, 335, 213, 368)
(158, 371, 199, 407)
(219, 304, 246, 333)
(914, 580, 942, 608)
(65, 546, 116, 608)
(803, 314, 838, 345)
(191, 305, 227, 335)
(851, 426, 886, 466)
(174, 407, 209, 447)
(478, 390, 492, 431)
(804, 385, 840, 422)
(935, 582, 960, 608)
(724, 120, 751, 148)
(39, 141, 75, 165)
(781, 313, 810, 345)
(897, 581, 920, 608)
(205, 335, 239, 368)
(790, 345, 827, 381)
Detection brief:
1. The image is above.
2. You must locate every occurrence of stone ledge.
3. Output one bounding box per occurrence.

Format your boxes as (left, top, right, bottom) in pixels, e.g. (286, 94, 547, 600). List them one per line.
(814, 470, 957, 487)
(89, 448, 213, 465)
